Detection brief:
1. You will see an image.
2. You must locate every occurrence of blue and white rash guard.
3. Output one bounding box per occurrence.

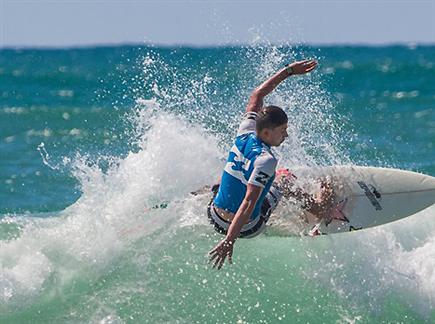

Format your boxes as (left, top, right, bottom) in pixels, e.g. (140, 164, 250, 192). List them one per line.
(214, 112, 278, 221)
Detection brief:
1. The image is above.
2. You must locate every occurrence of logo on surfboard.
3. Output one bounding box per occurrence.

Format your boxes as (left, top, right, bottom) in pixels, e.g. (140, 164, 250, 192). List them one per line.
(357, 181, 383, 210)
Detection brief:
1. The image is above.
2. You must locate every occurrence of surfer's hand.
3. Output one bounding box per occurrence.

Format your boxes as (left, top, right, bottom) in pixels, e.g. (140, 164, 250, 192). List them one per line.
(288, 59, 317, 75)
(208, 239, 234, 269)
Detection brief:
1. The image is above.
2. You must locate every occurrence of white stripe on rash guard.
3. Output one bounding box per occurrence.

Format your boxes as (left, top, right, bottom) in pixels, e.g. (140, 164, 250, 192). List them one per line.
(223, 145, 252, 184)
(237, 112, 258, 136)
(248, 153, 277, 188)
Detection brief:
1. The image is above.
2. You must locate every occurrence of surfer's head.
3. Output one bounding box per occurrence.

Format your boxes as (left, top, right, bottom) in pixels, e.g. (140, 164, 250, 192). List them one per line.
(256, 105, 288, 146)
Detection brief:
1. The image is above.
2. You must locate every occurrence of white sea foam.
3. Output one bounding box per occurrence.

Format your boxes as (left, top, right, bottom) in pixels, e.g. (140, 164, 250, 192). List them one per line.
(309, 204, 435, 317)
(0, 110, 223, 309)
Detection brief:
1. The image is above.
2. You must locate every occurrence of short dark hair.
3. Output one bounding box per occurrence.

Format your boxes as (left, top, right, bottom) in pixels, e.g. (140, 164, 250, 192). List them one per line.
(256, 105, 288, 132)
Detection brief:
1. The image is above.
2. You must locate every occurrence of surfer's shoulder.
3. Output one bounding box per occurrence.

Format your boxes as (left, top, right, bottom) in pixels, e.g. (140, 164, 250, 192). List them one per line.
(254, 151, 277, 174)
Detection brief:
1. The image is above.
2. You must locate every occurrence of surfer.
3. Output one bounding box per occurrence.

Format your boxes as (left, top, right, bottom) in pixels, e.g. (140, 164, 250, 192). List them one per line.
(208, 59, 319, 269)
(201, 169, 334, 236)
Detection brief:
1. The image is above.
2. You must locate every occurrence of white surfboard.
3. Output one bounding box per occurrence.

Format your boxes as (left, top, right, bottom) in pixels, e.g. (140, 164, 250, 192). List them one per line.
(276, 166, 435, 236)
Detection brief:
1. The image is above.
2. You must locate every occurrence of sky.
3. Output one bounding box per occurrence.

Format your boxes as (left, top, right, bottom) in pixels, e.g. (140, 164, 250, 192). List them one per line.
(1, 0, 434, 48)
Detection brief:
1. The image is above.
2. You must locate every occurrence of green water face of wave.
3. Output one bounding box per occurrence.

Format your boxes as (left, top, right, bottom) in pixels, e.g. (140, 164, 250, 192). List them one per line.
(2, 219, 435, 323)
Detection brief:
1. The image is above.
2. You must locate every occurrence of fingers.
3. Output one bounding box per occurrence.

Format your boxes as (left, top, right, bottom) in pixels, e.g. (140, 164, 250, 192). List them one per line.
(290, 59, 318, 75)
(217, 256, 226, 270)
(212, 255, 222, 269)
(304, 60, 317, 71)
(212, 253, 227, 269)
(209, 248, 222, 268)
(299, 59, 312, 64)
(208, 242, 233, 269)
(298, 59, 317, 66)
(208, 247, 218, 255)
(208, 250, 219, 263)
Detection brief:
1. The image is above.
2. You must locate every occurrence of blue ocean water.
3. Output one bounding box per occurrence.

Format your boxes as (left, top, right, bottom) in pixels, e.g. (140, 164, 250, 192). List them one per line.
(0, 44, 434, 323)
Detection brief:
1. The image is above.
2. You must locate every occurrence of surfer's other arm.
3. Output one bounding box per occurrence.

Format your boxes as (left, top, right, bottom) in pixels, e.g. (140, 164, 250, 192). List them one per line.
(208, 184, 262, 269)
(246, 59, 318, 113)
(279, 178, 334, 220)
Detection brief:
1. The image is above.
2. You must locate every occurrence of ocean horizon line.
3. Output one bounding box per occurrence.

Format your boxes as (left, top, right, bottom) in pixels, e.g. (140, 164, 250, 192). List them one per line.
(1, 41, 434, 51)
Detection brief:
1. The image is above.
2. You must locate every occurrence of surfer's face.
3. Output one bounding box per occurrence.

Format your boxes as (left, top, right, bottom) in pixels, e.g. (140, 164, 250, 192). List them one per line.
(262, 123, 288, 146)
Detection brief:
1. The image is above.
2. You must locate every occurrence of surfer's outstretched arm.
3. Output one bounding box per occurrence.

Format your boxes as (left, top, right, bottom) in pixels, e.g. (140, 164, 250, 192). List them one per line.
(246, 59, 317, 113)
